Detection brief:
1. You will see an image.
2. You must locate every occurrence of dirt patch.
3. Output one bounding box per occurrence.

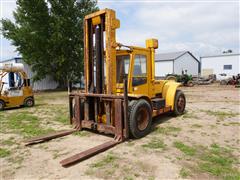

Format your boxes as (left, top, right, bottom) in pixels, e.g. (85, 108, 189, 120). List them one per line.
(0, 84, 239, 179)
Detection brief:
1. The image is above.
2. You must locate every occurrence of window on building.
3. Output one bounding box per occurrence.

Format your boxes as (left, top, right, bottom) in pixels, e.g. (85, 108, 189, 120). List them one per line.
(223, 65, 232, 70)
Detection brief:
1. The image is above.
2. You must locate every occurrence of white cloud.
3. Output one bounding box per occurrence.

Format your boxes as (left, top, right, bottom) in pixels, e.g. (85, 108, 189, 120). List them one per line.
(0, 0, 17, 61)
(0, 0, 239, 61)
(99, 1, 239, 56)
(1, 39, 18, 60)
(1, 1, 16, 21)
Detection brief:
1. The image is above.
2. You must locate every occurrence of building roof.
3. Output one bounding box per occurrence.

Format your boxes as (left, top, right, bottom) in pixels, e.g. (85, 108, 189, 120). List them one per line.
(155, 51, 199, 63)
(0, 57, 22, 63)
(200, 53, 240, 59)
(155, 51, 187, 61)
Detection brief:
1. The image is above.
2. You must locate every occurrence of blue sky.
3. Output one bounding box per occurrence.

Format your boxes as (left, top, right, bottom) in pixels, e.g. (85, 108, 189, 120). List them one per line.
(0, 0, 239, 61)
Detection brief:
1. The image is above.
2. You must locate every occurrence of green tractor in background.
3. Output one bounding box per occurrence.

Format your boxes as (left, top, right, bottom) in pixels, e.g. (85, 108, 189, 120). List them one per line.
(166, 70, 194, 87)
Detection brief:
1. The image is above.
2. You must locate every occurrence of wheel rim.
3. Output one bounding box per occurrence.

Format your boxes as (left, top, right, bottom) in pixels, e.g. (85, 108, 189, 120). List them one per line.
(177, 95, 185, 113)
(0, 103, 3, 109)
(136, 107, 149, 131)
(27, 100, 33, 106)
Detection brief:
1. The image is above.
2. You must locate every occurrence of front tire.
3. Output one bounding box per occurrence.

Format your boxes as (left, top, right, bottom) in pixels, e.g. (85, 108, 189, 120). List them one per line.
(128, 99, 152, 139)
(173, 90, 186, 116)
(24, 97, 34, 107)
(0, 100, 5, 111)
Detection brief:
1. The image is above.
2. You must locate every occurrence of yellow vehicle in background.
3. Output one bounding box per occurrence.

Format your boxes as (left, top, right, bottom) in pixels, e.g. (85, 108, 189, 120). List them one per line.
(0, 63, 34, 110)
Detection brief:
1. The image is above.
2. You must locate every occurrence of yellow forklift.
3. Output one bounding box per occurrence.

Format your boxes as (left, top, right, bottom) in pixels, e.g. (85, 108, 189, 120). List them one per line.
(0, 63, 34, 110)
(25, 9, 186, 167)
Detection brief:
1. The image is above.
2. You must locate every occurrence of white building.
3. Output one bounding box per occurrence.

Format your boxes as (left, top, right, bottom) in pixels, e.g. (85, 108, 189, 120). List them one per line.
(155, 51, 200, 77)
(1, 57, 58, 90)
(200, 53, 240, 80)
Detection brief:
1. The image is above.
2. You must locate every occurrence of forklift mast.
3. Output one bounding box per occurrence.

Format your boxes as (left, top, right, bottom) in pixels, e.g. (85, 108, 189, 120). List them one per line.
(84, 9, 120, 95)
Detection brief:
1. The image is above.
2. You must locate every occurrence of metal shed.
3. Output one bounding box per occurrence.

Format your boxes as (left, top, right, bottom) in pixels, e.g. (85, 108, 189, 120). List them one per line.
(200, 53, 240, 80)
(1, 57, 58, 91)
(155, 51, 200, 77)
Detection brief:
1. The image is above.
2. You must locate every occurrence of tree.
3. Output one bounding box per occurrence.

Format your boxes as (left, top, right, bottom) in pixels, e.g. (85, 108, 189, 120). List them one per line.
(1, 0, 98, 88)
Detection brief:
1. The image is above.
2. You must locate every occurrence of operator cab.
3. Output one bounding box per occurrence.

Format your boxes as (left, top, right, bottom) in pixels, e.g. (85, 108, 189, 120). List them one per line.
(1, 72, 29, 96)
(116, 47, 151, 97)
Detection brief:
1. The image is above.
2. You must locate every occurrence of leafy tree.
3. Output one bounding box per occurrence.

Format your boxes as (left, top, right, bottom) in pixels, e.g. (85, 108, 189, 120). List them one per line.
(1, 0, 98, 88)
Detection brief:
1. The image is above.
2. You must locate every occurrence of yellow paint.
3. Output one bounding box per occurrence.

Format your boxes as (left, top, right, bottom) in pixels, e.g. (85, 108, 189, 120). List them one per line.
(84, 9, 183, 120)
(84, 9, 119, 94)
(0, 68, 34, 109)
(162, 81, 181, 109)
(115, 44, 181, 109)
(92, 16, 101, 25)
(98, 114, 106, 124)
(146, 39, 158, 49)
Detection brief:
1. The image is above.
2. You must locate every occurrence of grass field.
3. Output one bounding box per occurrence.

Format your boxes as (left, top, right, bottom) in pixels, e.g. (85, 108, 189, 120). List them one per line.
(0, 84, 239, 179)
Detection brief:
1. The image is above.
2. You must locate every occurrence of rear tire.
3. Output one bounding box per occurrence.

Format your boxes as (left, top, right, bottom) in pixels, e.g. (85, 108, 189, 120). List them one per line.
(24, 97, 34, 107)
(220, 80, 227, 85)
(128, 99, 152, 139)
(166, 76, 177, 81)
(187, 80, 194, 87)
(173, 90, 186, 116)
(0, 100, 5, 111)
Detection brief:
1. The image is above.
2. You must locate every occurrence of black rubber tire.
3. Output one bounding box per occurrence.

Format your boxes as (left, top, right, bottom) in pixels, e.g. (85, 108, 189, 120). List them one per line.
(0, 100, 5, 111)
(24, 97, 34, 107)
(220, 80, 227, 85)
(187, 80, 194, 87)
(128, 99, 152, 139)
(166, 76, 177, 81)
(173, 90, 186, 116)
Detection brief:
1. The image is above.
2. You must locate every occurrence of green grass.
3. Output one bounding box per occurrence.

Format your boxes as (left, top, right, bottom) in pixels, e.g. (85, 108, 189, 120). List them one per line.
(202, 110, 239, 120)
(8, 155, 24, 167)
(126, 141, 135, 147)
(174, 141, 196, 156)
(182, 112, 198, 119)
(148, 176, 155, 180)
(175, 142, 240, 179)
(85, 152, 157, 179)
(154, 126, 181, 135)
(90, 153, 119, 168)
(179, 168, 190, 178)
(142, 138, 166, 150)
(198, 143, 239, 178)
(123, 177, 134, 180)
(34, 91, 68, 103)
(85, 152, 119, 178)
(54, 115, 69, 125)
(228, 122, 240, 126)
(1, 138, 15, 146)
(73, 131, 91, 137)
(191, 124, 203, 128)
(0, 148, 11, 158)
(1, 112, 54, 137)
